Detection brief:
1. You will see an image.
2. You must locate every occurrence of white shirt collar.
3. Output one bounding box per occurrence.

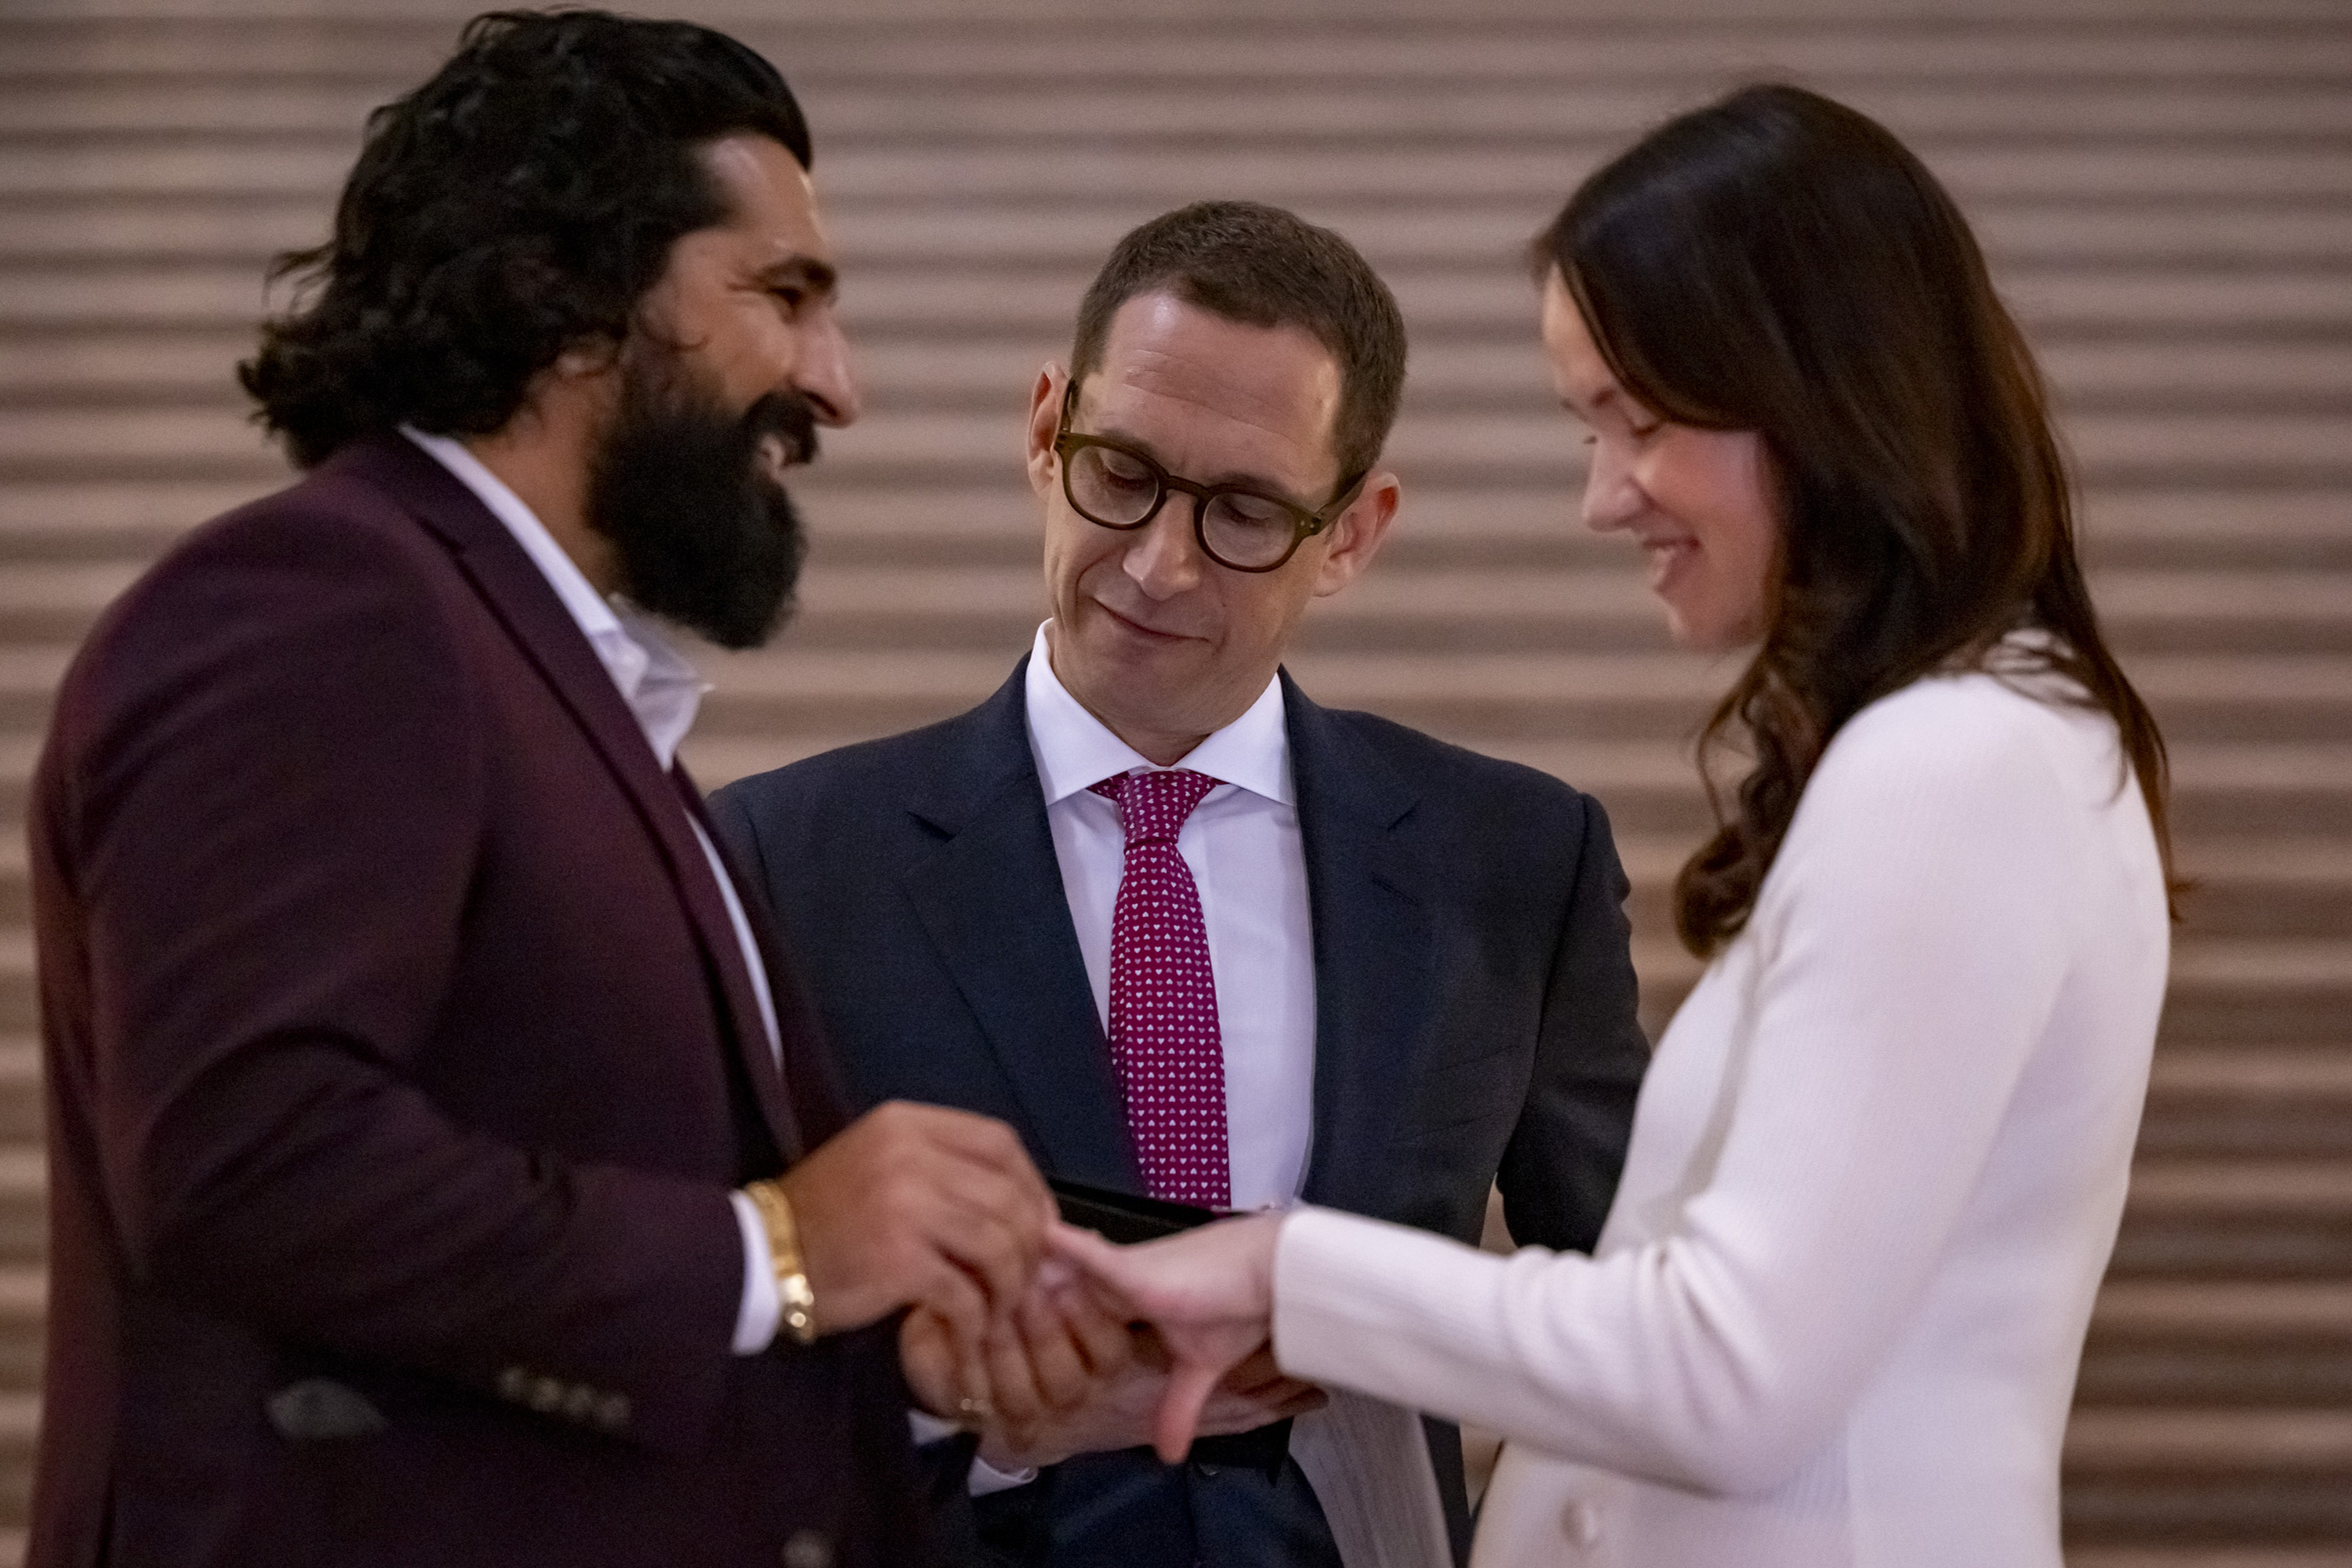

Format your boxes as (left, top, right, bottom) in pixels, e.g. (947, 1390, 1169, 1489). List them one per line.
(1022, 622, 1292, 807)
(401, 425, 707, 768)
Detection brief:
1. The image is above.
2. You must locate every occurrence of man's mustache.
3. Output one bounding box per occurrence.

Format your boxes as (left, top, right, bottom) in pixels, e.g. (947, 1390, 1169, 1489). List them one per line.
(746, 390, 819, 470)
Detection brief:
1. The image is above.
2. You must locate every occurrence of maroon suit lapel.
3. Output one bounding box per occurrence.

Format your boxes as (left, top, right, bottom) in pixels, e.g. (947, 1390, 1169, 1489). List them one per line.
(670, 764, 852, 1150)
(329, 434, 807, 1163)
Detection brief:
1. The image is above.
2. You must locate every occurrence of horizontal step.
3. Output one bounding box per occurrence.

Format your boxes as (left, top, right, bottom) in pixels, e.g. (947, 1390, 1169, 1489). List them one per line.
(8, 562, 2352, 652)
(0, 686, 2346, 804)
(2065, 1408, 2352, 1473)
(2147, 1044, 2352, 1097)
(3, 20, 2347, 85)
(2069, 1553, 2352, 1568)
(2065, 1479, 2352, 1548)
(9, 261, 2352, 340)
(9, 198, 2352, 277)
(6, 0, 2347, 24)
(8, 140, 2352, 206)
(0, 480, 2339, 564)
(9, 335, 2352, 418)
(2093, 1280, 2352, 1341)
(5, 405, 2347, 490)
(826, 564, 2352, 626)
(706, 728, 2352, 801)
(2126, 1158, 2352, 1219)
(2169, 942, 2352, 991)
(0, 1272, 38, 1326)
(0, 411, 2343, 491)
(9, 78, 2352, 143)
(688, 647, 2352, 708)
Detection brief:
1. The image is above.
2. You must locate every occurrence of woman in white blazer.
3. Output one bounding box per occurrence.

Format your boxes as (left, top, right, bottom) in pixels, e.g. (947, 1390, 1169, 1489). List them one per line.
(1058, 85, 2177, 1568)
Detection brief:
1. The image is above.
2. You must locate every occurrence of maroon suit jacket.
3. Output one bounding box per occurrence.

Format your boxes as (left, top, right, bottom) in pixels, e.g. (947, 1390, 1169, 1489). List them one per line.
(27, 434, 933, 1567)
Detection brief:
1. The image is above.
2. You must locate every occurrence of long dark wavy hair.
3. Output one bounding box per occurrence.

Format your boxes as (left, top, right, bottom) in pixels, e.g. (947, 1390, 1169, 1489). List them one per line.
(241, 9, 809, 468)
(1535, 85, 2177, 958)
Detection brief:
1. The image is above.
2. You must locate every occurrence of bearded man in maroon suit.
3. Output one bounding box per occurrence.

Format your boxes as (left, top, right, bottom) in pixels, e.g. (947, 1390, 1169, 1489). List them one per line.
(26, 13, 1125, 1566)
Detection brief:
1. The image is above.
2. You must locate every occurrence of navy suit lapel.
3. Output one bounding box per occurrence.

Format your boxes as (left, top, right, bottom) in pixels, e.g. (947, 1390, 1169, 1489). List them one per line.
(898, 662, 1142, 1190)
(1286, 673, 1436, 1216)
(338, 434, 804, 1162)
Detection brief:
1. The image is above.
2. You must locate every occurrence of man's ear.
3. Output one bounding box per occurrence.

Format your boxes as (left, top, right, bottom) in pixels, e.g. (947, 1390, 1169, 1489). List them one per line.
(1025, 364, 1068, 499)
(1310, 470, 1402, 598)
(554, 335, 622, 381)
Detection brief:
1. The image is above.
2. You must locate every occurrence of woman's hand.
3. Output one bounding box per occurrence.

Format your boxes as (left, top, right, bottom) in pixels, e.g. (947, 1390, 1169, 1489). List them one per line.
(1047, 1213, 1285, 1462)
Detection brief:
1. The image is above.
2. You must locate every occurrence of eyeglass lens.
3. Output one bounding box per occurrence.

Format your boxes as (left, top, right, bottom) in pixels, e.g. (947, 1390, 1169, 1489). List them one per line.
(1065, 444, 1301, 570)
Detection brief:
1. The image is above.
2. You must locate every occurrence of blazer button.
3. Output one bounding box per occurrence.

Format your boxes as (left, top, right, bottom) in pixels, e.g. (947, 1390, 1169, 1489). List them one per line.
(782, 1529, 832, 1568)
(1561, 1500, 1602, 1546)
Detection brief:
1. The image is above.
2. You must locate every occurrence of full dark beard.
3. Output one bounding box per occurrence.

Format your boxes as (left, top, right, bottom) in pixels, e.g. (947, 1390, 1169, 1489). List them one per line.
(585, 351, 816, 651)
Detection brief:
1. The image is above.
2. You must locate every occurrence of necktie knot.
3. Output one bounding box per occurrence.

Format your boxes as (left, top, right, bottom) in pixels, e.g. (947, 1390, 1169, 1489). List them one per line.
(1091, 768, 1218, 847)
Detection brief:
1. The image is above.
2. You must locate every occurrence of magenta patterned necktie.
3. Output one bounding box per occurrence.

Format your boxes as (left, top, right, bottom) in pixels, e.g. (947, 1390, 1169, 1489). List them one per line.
(1089, 768, 1231, 1208)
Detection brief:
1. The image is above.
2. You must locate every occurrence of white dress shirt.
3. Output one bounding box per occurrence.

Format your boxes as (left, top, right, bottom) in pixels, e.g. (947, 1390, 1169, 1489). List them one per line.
(401, 428, 786, 1355)
(1025, 623, 1319, 1210)
(1265, 662, 2171, 1568)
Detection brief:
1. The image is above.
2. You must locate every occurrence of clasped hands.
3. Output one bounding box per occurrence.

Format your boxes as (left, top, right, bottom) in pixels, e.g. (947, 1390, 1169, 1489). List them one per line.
(770, 1100, 1305, 1466)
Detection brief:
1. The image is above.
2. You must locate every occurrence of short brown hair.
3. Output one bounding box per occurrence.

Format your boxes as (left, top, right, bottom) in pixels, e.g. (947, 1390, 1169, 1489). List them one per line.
(1069, 201, 1406, 481)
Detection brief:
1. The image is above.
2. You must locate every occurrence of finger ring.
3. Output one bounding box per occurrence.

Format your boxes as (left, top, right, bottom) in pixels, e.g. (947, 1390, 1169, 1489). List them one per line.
(956, 1396, 994, 1419)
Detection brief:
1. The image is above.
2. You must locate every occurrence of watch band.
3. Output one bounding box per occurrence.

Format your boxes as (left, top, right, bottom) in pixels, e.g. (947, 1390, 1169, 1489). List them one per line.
(742, 1178, 818, 1347)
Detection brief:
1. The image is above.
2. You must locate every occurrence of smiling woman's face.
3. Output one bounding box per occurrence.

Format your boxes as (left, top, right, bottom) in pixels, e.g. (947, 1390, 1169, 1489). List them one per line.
(1540, 269, 1780, 655)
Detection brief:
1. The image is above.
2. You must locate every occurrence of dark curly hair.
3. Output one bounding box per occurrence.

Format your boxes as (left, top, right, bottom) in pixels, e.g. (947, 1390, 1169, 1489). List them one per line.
(240, 9, 810, 468)
(1535, 85, 2177, 957)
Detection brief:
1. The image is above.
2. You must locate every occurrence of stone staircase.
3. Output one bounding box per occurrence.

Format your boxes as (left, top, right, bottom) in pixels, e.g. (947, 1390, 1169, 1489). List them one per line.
(2, 0, 2347, 1561)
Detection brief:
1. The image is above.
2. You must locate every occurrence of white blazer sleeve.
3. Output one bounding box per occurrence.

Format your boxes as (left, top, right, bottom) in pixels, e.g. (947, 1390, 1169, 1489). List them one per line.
(1272, 692, 2096, 1497)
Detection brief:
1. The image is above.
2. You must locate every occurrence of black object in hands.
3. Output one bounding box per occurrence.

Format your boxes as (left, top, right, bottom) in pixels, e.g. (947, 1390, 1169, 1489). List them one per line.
(1049, 1178, 1218, 1244)
(1046, 1179, 1293, 1474)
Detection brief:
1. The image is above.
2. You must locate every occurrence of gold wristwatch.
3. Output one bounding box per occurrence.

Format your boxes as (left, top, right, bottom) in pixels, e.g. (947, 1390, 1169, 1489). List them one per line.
(742, 1179, 819, 1347)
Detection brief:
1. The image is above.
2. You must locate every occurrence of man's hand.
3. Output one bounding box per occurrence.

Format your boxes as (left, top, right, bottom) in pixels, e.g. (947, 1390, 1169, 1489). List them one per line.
(902, 1261, 1323, 1472)
(901, 1259, 1134, 1452)
(975, 1337, 1323, 1472)
(779, 1102, 1054, 1346)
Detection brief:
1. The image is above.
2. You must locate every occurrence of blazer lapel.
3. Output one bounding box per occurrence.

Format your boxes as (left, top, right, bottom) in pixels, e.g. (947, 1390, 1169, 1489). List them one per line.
(898, 664, 1142, 1190)
(1286, 673, 1437, 1216)
(670, 764, 821, 1157)
(338, 435, 804, 1162)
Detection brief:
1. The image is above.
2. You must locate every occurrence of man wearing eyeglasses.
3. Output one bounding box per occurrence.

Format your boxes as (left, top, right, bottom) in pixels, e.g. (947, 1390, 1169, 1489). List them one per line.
(711, 201, 1650, 1568)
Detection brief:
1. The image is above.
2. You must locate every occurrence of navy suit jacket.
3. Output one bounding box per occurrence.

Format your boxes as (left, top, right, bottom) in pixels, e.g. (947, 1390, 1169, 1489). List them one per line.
(29, 434, 942, 1568)
(712, 660, 1651, 1565)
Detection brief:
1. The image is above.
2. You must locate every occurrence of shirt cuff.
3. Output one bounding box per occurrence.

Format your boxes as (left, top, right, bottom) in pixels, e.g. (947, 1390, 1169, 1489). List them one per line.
(906, 1411, 1040, 1495)
(729, 1189, 782, 1355)
(968, 1453, 1040, 1496)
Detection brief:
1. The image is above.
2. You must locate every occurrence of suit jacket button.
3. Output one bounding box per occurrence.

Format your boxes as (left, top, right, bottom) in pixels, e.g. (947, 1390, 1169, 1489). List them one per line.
(1562, 1500, 1601, 1545)
(782, 1529, 832, 1568)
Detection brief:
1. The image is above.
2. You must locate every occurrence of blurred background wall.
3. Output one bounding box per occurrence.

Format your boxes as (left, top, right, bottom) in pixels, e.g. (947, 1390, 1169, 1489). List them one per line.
(1, 0, 2347, 1561)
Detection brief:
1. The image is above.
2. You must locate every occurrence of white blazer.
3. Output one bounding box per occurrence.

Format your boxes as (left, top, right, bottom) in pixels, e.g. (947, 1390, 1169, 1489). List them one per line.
(1272, 664, 2170, 1568)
